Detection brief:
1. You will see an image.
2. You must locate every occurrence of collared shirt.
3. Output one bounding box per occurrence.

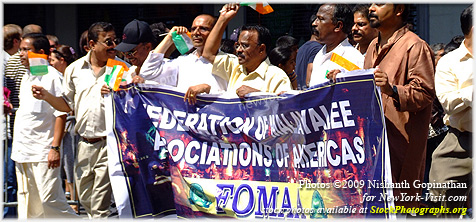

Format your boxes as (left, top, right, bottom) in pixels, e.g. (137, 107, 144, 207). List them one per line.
(212, 52, 292, 94)
(140, 50, 227, 93)
(62, 52, 129, 138)
(11, 66, 66, 163)
(435, 41, 473, 132)
(309, 38, 364, 87)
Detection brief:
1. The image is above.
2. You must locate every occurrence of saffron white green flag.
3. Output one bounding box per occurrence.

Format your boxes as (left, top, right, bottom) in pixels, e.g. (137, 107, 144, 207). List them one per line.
(171, 31, 193, 54)
(104, 59, 129, 91)
(241, 2, 274, 14)
(28, 51, 49, 76)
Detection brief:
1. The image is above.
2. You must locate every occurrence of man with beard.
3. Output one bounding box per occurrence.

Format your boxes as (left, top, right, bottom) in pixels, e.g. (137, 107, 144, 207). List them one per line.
(352, 4, 378, 55)
(185, 3, 291, 103)
(295, 13, 323, 90)
(365, 3, 435, 210)
(308, 4, 364, 87)
(32, 22, 129, 218)
(137, 14, 228, 93)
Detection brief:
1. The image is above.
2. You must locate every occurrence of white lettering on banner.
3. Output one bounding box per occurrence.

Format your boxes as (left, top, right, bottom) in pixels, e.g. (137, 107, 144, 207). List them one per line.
(144, 99, 356, 140)
(165, 137, 365, 168)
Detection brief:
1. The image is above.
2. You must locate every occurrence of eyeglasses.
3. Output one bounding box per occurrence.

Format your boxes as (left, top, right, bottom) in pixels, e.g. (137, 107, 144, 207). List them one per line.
(122, 44, 142, 57)
(99, 38, 120, 47)
(234, 42, 258, 51)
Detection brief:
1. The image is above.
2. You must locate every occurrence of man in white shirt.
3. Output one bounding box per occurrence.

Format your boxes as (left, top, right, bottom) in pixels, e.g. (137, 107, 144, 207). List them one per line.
(138, 14, 228, 93)
(11, 33, 77, 218)
(309, 4, 364, 87)
(32, 22, 127, 218)
(429, 5, 473, 218)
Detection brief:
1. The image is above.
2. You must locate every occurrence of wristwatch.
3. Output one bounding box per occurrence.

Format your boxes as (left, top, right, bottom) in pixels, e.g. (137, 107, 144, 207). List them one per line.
(51, 146, 60, 152)
(390, 85, 399, 101)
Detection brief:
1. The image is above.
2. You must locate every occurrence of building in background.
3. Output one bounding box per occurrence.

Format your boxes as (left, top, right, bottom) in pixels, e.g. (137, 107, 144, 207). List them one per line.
(3, 3, 470, 62)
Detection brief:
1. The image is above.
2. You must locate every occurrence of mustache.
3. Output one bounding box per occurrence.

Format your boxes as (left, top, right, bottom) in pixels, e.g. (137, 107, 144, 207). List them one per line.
(368, 13, 378, 20)
(352, 31, 362, 36)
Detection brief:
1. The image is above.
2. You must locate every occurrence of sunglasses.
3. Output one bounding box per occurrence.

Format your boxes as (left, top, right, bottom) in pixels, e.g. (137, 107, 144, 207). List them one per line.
(99, 38, 120, 47)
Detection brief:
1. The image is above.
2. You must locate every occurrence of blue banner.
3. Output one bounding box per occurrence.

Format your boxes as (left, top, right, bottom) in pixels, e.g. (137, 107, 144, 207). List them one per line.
(108, 70, 393, 218)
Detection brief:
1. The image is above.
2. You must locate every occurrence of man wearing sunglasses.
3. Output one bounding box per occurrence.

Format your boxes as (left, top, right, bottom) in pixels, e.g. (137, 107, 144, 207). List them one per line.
(137, 14, 228, 94)
(31, 22, 129, 218)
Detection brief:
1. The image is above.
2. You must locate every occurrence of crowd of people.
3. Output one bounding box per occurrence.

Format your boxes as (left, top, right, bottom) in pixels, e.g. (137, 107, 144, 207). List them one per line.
(2, 3, 472, 219)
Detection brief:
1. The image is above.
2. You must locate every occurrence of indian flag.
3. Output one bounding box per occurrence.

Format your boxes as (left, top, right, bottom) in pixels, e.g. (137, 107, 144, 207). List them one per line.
(171, 31, 193, 55)
(104, 59, 129, 91)
(28, 51, 49, 76)
(241, 2, 274, 14)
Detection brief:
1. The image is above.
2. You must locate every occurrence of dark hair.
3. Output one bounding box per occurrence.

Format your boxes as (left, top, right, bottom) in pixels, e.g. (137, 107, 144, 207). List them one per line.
(331, 4, 353, 35)
(53, 44, 78, 65)
(429, 43, 445, 56)
(239, 25, 272, 55)
(276, 35, 298, 49)
(79, 30, 89, 57)
(353, 4, 371, 20)
(443, 35, 464, 56)
(309, 13, 318, 35)
(395, 4, 411, 24)
(3, 24, 22, 51)
(220, 39, 236, 54)
(150, 22, 168, 48)
(22, 33, 50, 55)
(461, 5, 473, 36)
(269, 46, 292, 67)
(88, 22, 115, 42)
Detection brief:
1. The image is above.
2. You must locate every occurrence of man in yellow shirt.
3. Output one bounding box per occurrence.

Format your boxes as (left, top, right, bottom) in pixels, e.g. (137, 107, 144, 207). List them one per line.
(184, 3, 291, 104)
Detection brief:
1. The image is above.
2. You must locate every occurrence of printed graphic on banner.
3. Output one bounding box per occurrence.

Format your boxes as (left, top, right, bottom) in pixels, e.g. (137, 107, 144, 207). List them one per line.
(110, 70, 392, 218)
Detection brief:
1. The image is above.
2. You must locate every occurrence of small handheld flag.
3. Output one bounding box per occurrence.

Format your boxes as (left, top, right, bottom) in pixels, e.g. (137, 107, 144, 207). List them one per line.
(104, 59, 129, 91)
(241, 2, 274, 14)
(171, 31, 193, 54)
(28, 51, 49, 76)
(330, 53, 360, 71)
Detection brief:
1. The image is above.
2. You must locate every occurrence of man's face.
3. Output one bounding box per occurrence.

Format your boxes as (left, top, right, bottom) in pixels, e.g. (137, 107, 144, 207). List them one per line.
(369, 3, 395, 29)
(352, 12, 378, 44)
(235, 30, 264, 69)
(312, 4, 337, 44)
(91, 31, 117, 63)
(123, 42, 151, 66)
(190, 15, 214, 49)
(19, 38, 36, 68)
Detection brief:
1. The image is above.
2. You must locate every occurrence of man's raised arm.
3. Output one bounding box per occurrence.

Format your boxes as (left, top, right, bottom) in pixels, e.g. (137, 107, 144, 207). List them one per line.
(202, 3, 240, 63)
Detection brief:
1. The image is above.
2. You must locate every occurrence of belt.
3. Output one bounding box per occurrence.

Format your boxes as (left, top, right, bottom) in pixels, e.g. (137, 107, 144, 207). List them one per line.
(81, 136, 106, 143)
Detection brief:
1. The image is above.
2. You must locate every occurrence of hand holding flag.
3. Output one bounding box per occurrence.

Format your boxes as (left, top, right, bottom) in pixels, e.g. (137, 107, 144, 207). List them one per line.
(104, 59, 129, 91)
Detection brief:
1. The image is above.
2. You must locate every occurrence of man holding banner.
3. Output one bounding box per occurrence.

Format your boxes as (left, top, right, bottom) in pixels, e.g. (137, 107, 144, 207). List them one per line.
(188, 3, 291, 102)
(365, 3, 435, 210)
(32, 22, 129, 218)
(138, 14, 228, 94)
(12, 33, 77, 218)
(308, 4, 364, 87)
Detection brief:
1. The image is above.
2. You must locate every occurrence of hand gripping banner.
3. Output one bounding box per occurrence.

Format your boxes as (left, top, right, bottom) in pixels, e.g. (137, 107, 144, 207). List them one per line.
(106, 69, 394, 219)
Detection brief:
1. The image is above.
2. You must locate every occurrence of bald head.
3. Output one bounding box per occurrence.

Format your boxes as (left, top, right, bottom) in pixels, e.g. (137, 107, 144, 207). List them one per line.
(23, 24, 42, 37)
